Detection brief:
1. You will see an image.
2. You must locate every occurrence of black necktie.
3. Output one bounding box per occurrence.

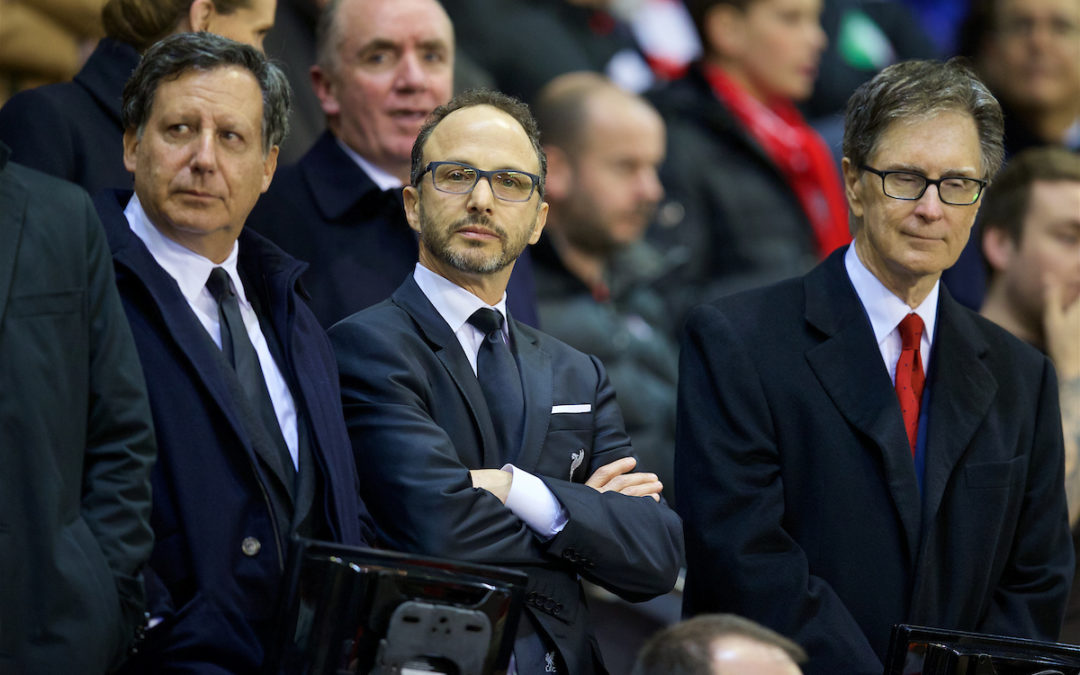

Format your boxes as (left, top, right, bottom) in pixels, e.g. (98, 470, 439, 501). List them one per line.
(468, 308, 524, 463)
(205, 267, 294, 474)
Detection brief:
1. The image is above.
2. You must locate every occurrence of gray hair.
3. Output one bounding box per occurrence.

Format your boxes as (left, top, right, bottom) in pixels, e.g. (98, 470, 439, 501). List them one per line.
(410, 88, 547, 200)
(843, 58, 1004, 180)
(122, 32, 291, 155)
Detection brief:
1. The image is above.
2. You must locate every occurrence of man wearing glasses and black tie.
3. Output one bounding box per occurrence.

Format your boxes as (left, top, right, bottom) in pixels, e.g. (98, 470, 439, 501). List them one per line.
(330, 89, 683, 675)
(676, 59, 1073, 675)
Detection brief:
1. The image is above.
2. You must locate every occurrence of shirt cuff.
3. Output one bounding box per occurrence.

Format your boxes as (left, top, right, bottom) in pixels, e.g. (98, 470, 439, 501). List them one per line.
(502, 464, 568, 539)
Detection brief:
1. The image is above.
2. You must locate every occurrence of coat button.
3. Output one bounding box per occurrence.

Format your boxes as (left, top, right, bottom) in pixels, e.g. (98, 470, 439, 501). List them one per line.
(241, 536, 261, 556)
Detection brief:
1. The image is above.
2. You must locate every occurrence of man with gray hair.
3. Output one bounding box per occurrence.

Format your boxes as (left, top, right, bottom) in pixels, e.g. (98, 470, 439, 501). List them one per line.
(93, 32, 374, 672)
(676, 59, 1072, 675)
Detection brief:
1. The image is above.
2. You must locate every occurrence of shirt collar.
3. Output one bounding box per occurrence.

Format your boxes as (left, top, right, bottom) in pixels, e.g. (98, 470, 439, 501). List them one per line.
(124, 193, 248, 306)
(335, 137, 404, 192)
(412, 262, 509, 338)
(844, 244, 938, 347)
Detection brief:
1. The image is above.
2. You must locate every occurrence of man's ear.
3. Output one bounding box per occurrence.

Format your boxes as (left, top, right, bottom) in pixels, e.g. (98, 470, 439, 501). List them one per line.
(702, 3, 746, 60)
(187, 0, 214, 32)
(403, 185, 421, 234)
(841, 157, 864, 220)
(544, 145, 572, 201)
(529, 201, 548, 245)
(982, 224, 1017, 275)
(260, 145, 279, 193)
(122, 128, 140, 174)
(310, 64, 340, 117)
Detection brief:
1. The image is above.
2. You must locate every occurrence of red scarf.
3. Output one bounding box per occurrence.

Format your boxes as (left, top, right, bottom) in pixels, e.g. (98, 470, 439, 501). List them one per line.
(704, 64, 850, 258)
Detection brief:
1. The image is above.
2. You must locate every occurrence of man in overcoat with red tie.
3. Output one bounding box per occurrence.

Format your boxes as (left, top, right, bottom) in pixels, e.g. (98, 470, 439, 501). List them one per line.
(675, 58, 1073, 675)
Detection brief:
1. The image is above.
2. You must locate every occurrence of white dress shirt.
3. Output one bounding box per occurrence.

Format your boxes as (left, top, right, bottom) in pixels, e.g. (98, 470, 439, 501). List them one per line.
(125, 194, 300, 469)
(844, 244, 938, 384)
(413, 263, 567, 538)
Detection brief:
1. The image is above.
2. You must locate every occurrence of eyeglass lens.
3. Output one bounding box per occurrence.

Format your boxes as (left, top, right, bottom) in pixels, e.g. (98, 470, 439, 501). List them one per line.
(432, 163, 534, 201)
(883, 172, 982, 205)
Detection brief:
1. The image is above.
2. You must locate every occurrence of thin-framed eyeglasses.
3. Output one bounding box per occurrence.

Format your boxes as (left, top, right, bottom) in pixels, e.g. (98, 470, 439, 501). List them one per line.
(861, 165, 987, 206)
(419, 161, 540, 202)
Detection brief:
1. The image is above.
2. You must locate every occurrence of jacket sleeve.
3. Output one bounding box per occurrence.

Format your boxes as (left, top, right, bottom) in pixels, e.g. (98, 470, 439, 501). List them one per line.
(79, 192, 157, 652)
(676, 304, 883, 675)
(332, 317, 554, 565)
(538, 354, 683, 601)
(330, 318, 682, 602)
(977, 356, 1073, 638)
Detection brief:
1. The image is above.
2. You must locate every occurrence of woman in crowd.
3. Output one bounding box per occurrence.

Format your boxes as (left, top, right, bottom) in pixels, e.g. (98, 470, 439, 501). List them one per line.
(0, 0, 274, 193)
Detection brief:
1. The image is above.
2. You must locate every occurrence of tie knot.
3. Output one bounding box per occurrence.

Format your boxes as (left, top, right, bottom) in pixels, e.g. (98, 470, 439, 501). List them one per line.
(468, 307, 505, 337)
(205, 267, 234, 303)
(898, 313, 925, 350)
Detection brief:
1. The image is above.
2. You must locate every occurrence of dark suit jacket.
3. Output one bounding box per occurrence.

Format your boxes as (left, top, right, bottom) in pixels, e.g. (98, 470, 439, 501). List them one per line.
(247, 131, 540, 328)
(0, 38, 137, 194)
(676, 247, 1073, 674)
(0, 151, 155, 674)
(96, 190, 375, 674)
(329, 276, 684, 674)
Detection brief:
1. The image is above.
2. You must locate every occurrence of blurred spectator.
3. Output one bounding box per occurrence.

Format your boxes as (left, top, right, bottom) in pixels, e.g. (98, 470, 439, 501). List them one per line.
(961, 0, 1080, 157)
(976, 147, 1080, 641)
(647, 0, 849, 316)
(0, 141, 156, 674)
(0, 0, 275, 194)
(943, 0, 1079, 311)
(441, 0, 650, 102)
(632, 614, 806, 675)
(0, 0, 106, 105)
(532, 72, 679, 501)
(248, 0, 538, 328)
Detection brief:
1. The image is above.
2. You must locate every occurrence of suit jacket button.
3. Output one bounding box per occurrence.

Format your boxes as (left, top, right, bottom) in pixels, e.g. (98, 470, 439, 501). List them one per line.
(241, 536, 261, 556)
(554, 603, 562, 615)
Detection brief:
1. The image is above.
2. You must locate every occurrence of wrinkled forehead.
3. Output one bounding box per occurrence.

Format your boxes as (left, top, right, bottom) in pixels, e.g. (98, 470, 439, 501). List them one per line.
(339, 0, 454, 49)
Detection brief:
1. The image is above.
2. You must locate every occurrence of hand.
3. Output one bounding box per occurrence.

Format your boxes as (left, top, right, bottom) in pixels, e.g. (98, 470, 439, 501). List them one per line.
(1044, 274, 1080, 380)
(470, 469, 513, 504)
(585, 456, 663, 502)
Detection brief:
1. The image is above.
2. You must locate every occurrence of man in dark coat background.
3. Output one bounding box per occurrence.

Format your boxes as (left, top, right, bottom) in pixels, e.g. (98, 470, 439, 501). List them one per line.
(676, 59, 1073, 674)
(95, 33, 374, 673)
(0, 142, 156, 674)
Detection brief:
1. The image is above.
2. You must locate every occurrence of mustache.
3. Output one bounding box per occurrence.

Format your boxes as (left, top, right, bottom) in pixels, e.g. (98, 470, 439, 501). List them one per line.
(451, 214, 505, 237)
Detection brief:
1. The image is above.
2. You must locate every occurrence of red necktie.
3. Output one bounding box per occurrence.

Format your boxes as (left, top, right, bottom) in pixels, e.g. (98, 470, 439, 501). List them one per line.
(895, 313, 926, 456)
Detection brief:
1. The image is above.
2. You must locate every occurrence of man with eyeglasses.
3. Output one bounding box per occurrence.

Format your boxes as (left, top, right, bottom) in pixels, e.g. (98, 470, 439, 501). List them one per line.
(246, 0, 539, 328)
(329, 89, 683, 674)
(676, 59, 1072, 675)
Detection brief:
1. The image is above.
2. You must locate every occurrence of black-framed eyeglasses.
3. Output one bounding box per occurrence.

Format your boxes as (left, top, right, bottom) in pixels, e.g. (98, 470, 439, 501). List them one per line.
(419, 161, 540, 202)
(861, 165, 987, 206)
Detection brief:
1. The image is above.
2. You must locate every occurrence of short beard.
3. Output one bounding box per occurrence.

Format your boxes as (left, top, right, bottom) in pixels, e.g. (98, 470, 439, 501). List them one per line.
(418, 205, 533, 275)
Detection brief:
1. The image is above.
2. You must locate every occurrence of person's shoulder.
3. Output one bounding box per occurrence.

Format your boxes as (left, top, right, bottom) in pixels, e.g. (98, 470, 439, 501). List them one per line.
(949, 301, 1048, 370)
(3, 160, 85, 198)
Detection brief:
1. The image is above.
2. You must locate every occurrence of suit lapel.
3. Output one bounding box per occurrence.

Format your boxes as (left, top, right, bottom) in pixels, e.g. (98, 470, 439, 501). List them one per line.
(104, 192, 294, 499)
(0, 156, 26, 330)
(509, 321, 552, 472)
(803, 251, 922, 561)
(392, 277, 501, 466)
(920, 290, 997, 530)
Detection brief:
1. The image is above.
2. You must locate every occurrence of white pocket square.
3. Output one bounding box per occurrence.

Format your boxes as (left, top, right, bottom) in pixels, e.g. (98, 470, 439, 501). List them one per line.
(552, 404, 591, 413)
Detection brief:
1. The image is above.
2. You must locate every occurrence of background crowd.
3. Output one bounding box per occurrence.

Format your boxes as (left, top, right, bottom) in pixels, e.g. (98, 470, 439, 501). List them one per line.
(0, 0, 1077, 673)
